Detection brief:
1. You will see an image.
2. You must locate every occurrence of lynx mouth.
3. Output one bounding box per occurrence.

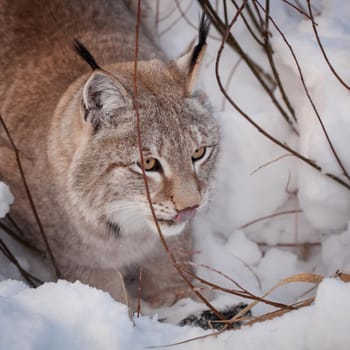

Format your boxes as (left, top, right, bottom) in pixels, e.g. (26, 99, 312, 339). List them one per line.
(155, 208, 197, 226)
(147, 216, 188, 236)
(156, 218, 177, 226)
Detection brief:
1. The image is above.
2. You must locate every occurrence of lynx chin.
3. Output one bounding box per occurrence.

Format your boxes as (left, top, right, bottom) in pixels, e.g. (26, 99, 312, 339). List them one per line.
(0, 0, 219, 308)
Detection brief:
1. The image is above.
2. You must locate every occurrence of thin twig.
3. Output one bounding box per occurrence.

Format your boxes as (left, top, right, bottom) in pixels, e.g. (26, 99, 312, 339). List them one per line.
(146, 328, 224, 349)
(281, 0, 313, 20)
(7, 213, 25, 237)
(188, 261, 247, 293)
(0, 115, 61, 278)
(183, 267, 291, 309)
(223, 0, 228, 26)
(243, 297, 314, 327)
(155, 0, 160, 34)
(0, 220, 41, 254)
(251, 0, 264, 32)
(257, 241, 320, 248)
(250, 153, 294, 175)
(190, 260, 262, 293)
(213, 6, 350, 191)
(255, 0, 350, 180)
(159, 0, 193, 37)
(157, 1, 178, 23)
(240, 209, 303, 229)
(197, 0, 297, 129)
(0, 237, 42, 287)
(133, 1, 224, 320)
(174, 0, 220, 41)
(262, 0, 296, 122)
(307, 0, 350, 90)
(136, 266, 143, 318)
(221, 58, 242, 111)
(231, 0, 265, 47)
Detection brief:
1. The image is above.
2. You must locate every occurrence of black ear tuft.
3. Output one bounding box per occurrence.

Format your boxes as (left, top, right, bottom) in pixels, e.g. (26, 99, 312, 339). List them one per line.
(191, 14, 210, 67)
(73, 38, 101, 70)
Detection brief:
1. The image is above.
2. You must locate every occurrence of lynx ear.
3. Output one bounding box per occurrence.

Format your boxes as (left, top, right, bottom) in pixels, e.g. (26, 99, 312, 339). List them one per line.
(82, 70, 130, 129)
(174, 15, 210, 95)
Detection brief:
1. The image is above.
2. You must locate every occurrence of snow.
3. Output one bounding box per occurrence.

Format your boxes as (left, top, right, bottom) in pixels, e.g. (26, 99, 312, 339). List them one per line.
(0, 182, 13, 218)
(1, 0, 350, 349)
(306, 278, 350, 350)
(1, 278, 350, 350)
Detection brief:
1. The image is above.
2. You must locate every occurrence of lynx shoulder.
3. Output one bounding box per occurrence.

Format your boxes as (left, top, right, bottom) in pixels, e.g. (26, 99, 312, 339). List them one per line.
(0, 0, 219, 307)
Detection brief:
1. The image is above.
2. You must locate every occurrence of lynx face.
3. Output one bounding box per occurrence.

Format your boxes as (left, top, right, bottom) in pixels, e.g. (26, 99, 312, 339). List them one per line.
(68, 63, 219, 238)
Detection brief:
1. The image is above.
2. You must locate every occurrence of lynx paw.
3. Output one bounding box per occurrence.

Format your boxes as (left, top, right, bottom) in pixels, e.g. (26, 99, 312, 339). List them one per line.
(179, 303, 250, 330)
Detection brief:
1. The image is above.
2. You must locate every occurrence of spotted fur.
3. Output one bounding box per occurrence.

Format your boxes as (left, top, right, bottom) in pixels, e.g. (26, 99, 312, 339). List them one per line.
(0, 0, 219, 308)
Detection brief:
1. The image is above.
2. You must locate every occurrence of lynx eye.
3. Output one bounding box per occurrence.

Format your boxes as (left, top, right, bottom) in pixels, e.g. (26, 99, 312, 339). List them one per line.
(192, 147, 206, 161)
(138, 157, 161, 172)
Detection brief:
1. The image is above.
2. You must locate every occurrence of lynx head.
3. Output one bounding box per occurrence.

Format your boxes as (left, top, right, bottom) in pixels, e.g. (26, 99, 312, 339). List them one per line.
(69, 18, 219, 238)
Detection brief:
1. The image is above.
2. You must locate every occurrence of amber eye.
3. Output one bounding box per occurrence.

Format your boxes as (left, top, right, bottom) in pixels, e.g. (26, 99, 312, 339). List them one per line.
(140, 157, 161, 171)
(192, 147, 207, 161)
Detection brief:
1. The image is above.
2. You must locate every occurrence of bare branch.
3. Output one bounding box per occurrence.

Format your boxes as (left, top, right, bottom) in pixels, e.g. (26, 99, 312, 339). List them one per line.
(250, 153, 294, 175)
(281, 0, 313, 20)
(133, 0, 224, 320)
(262, 0, 296, 121)
(136, 266, 143, 318)
(307, 0, 350, 91)
(257, 241, 320, 248)
(0, 237, 42, 287)
(213, 4, 350, 191)
(231, 0, 265, 47)
(255, 0, 350, 180)
(7, 213, 25, 237)
(240, 209, 303, 229)
(0, 115, 61, 278)
(0, 219, 41, 254)
(198, 0, 297, 129)
(174, 0, 220, 41)
(159, 0, 194, 37)
(221, 57, 242, 111)
(183, 267, 291, 309)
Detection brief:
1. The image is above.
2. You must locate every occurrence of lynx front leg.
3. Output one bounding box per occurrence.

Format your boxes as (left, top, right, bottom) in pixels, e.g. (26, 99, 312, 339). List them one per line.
(65, 265, 130, 305)
(141, 229, 196, 307)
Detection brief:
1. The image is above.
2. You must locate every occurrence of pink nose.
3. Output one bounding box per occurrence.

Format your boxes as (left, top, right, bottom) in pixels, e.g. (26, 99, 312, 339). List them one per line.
(173, 206, 198, 223)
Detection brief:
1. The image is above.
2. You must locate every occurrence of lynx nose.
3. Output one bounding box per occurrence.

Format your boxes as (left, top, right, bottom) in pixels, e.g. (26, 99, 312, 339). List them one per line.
(173, 206, 198, 223)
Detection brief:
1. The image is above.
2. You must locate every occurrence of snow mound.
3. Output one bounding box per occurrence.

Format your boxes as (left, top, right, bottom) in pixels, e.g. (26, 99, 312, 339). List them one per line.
(1, 278, 349, 350)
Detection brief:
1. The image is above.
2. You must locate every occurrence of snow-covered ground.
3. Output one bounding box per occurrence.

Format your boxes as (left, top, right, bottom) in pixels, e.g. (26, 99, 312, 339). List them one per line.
(2, 1, 350, 349)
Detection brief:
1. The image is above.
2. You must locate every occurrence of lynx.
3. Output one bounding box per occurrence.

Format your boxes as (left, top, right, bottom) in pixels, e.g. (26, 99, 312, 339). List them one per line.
(0, 0, 219, 308)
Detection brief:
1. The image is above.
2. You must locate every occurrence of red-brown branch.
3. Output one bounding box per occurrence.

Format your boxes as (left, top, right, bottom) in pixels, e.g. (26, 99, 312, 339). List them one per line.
(0, 115, 61, 278)
(132, 0, 224, 320)
(254, 0, 350, 181)
(213, 4, 350, 191)
(307, 0, 350, 91)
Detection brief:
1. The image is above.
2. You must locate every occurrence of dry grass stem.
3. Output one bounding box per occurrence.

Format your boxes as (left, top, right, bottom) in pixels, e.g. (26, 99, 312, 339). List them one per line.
(183, 267, 289, 309)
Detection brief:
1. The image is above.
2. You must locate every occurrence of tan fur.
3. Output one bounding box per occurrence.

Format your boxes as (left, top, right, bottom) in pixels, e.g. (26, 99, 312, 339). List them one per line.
(0, 0, 219, 308)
